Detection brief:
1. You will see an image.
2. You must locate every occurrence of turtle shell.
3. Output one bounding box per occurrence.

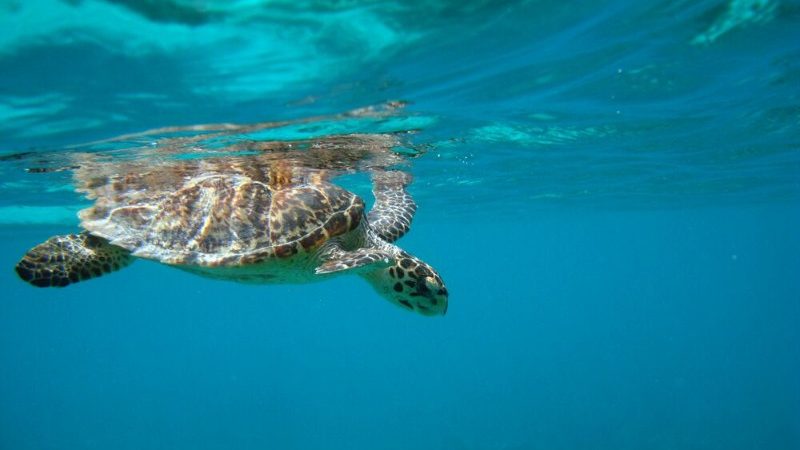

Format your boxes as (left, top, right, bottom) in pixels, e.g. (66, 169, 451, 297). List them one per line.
(74, 157, 364, 266)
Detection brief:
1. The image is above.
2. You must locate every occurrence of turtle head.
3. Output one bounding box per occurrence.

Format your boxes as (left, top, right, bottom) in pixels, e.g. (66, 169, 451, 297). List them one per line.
(366, 252, 448, 316)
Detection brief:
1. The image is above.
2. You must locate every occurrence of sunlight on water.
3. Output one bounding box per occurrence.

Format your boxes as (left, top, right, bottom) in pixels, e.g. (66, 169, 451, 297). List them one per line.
(692, 0, 779, 45)
(2, 0, 795, 213)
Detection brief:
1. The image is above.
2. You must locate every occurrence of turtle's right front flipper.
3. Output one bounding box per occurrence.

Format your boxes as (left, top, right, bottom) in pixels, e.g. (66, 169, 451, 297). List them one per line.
(368, 170, 416, 243)
(15, 232, 133, 287)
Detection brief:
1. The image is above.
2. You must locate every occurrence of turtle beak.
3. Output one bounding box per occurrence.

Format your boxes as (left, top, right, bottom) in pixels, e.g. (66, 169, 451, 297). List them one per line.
(418, 276, 448, 316)
(435, 285, 448, 316)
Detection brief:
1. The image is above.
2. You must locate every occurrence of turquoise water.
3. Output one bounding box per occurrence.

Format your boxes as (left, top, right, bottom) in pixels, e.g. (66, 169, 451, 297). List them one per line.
(1, 1, 799, 449)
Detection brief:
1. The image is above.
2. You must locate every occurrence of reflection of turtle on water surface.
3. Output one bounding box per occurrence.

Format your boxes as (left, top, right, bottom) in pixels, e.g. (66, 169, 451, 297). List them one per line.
(14, 132, 448, 316)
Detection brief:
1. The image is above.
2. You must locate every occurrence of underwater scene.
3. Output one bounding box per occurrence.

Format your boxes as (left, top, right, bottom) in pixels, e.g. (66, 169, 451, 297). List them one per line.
(1, 1, 799, 449)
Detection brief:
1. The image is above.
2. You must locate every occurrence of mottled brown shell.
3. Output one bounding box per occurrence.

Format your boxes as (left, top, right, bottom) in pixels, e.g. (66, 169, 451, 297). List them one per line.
(74, 158, 363, 266)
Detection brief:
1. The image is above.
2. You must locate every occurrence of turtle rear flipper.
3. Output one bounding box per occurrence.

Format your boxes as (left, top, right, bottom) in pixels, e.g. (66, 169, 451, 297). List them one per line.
(15, 233, 133, 287)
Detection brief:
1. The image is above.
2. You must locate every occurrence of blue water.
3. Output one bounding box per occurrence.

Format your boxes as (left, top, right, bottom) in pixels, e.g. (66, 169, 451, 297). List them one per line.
(1, 1, 799, 449)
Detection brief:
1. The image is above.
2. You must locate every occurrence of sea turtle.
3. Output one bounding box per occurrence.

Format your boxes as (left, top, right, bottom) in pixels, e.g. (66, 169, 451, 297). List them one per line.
(14, 153, 448, 316)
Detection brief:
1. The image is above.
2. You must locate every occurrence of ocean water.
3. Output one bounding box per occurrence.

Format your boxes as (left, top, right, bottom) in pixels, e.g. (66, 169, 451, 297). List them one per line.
(1, 0, 799, 449)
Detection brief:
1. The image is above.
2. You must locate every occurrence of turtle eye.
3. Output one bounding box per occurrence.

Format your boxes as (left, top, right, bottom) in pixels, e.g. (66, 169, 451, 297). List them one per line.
(414, 265, 432, 278)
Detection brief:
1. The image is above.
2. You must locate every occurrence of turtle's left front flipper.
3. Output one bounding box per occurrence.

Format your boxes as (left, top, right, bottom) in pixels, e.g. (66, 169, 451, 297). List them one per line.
(315, 248, 394, 274)
(15, 232, 133, 287)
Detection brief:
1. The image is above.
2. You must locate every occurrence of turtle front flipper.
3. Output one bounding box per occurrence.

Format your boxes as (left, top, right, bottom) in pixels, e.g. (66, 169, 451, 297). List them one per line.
(315, 244, 448, 316)
(315, 248, 394, 274)
(15, 232, 133, 287)
(367, 170, 416, 243)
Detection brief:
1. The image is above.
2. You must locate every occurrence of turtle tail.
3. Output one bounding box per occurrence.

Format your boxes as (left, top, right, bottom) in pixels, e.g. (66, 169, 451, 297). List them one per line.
(15, 232, 133, 287)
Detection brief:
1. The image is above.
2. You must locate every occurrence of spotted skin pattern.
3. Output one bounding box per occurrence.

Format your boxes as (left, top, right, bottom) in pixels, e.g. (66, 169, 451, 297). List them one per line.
(362, 251, 448, 316)
(15, 233, 132, 287)
(368, 170, 416, 243)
